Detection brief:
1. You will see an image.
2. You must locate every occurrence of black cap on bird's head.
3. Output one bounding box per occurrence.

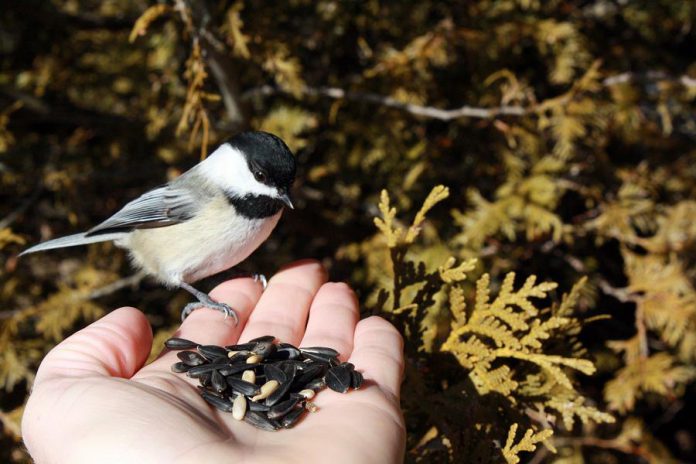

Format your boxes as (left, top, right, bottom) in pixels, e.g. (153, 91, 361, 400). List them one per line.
(227, 131, 296, 199)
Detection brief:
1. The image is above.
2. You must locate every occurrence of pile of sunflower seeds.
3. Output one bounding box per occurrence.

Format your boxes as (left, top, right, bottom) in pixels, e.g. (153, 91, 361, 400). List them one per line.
(165, 335, 363, 431)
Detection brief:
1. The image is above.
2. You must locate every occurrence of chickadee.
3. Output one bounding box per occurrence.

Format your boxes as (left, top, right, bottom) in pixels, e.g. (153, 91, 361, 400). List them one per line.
(20, 131, 296, 324)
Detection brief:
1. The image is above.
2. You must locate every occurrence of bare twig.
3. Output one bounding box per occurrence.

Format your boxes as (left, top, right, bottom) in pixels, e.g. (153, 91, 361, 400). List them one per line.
(87, 272, 146, 299)
(603, 71, 696, 88)
(174, 0, 247, 130)
(634, 302, 649, 359)
(527, 447, 550, 464)
(0, 273, 146, 320)
(597, 279, 634, 303)
(244, 69, 695, 122)
(243, 85, 528, 120)
(0, 185, 42, 230)
(0, 309, 22, 320)
(200, 40, 246, 129)
(552, 436, 647, 457)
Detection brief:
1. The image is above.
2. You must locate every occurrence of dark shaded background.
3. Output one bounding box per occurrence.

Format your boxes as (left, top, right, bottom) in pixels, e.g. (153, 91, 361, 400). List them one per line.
(1, 1, 695, 462)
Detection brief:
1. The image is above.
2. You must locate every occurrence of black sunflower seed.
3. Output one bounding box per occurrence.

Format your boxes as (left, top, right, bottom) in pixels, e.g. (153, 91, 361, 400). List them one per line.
(227, 351, 252, 363)
(165, 337, 199, 350)
(301, 346, 340, 358)
(267, 397, 301, 420)
(177, 350, 206, 366)
(351, 370, 364, 389)
(225, 342, 256, 351)
(210, 355, 229, 365)
(201, 391, 234, 412)
(244, 411, 280, 431)
(211, 369, 227, 392)
(280, 361, 297, 380)
(186, 363, 222, 377)
(304, 377, 326, 391)
(199, 372, 212, 387)
(171, 362, 191, 373)
(197, 345, 229, 360)
(300, 351, 339, 366)
(252, 341, 277, 358)
(249, 335, 276, 344)
(219, 363, 259, 376)
(340, 362, 355, 371)
(263, 364, 287, 383)
(292, 363, 326, 388)
(197, 386, 223, 398)
(280, 407, 305, 428)
(248, 402, 271, 412)
(270, 343, 301, 360)
(226, 377, 261, 396)
(325, 364, 352, 393)
(277, 359, 305, 372)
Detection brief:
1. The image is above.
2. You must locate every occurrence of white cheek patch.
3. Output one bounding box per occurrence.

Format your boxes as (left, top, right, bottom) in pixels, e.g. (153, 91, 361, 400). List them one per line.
(199, 144, 278, 198)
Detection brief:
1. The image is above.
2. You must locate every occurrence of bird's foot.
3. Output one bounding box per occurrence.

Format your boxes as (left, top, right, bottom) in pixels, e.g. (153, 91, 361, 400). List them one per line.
(181, 294, 239, 325)
(253, 273, 268, 289)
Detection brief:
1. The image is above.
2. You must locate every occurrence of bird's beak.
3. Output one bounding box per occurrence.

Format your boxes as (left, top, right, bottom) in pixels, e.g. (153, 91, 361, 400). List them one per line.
(280, 193, 294, 209)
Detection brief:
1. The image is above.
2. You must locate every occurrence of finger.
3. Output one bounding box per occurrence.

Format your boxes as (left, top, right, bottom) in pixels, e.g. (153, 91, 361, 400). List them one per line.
(175, 277, 263, 345)
(33, 307, 152, 386)
(144, 277, 263, 373)
(241, 259, 327, 345)
(300, 282, 360, 361)
(348, 316, 404, 399)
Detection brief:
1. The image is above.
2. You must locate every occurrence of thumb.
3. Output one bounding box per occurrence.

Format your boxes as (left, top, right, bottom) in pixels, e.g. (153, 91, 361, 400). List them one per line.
(33, 307, 153, 386)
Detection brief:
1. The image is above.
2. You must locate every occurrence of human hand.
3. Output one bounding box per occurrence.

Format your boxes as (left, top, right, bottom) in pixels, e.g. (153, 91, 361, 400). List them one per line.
(22, 260, 405, 464)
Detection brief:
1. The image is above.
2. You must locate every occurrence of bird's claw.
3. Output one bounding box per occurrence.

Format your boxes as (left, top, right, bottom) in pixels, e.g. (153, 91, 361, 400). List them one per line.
(181, 300, 239, 326)
(253, 273, 268, 289)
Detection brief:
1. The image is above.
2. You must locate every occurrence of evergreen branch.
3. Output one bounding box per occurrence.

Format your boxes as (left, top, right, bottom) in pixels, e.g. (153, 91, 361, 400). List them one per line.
(502, 424, 553, 464)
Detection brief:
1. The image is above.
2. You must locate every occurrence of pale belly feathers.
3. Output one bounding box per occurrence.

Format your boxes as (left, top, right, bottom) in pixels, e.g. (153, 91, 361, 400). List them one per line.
(119, 196, 282, 286)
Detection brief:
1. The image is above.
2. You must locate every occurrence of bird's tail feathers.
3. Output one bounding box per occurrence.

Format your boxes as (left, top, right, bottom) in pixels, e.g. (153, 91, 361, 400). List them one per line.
(19, 232, 125, 257)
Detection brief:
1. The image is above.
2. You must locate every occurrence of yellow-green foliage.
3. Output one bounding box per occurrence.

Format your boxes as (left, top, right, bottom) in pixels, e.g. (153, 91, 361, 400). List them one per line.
(2, 1, 696, 462)
(502, 423, 554, 464)
(370, 189, 612, 460)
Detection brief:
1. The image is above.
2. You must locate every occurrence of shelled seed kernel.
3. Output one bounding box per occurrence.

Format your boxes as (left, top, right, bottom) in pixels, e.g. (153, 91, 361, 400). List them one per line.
(242, 370, 256, 384)
(246, 354, 263, 364)
(251, 380, 279, 401)
(232, 395, 247, 420)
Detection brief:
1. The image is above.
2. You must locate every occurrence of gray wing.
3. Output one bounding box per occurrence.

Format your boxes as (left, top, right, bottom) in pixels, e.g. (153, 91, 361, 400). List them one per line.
(86, 185, 199, 236)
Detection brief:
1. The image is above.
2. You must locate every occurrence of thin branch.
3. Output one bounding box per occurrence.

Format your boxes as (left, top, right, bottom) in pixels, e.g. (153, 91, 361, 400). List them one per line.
(87, 272, 146, 300)
(174, 0, 247, 130)
(552, 436, 647, 457)
(243, 85, 528, 120)
(0, 185, 42, 230)
(0, 273, 146, 320)
(244, 69, 696, 122)
(603, 71, 696, 88)
(597, 279, 634, 303)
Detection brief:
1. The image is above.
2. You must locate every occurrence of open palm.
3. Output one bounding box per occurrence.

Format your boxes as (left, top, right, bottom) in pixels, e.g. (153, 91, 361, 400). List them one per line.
(22, 260, 406, 464)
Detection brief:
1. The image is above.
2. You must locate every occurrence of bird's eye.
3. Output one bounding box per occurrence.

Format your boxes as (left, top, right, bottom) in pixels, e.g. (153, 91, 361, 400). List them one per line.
(254, 171, 267, 183)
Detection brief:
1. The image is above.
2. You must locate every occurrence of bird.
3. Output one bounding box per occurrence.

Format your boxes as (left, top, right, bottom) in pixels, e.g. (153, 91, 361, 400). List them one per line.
(20, 131, 296, 324)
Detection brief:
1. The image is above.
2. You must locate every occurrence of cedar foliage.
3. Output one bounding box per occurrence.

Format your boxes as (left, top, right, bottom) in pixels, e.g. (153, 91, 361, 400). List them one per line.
(1, 1, 695, 462)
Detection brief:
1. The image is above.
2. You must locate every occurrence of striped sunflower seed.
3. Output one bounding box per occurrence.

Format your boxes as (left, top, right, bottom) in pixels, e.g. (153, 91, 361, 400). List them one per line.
(165, 337, 199, 350)
(177, 350, 206, 366)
